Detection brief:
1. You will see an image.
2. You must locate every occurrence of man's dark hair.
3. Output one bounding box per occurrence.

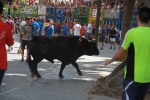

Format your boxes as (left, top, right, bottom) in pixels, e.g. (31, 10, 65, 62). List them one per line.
(25, 17, 30, 21)
(0, 1, 3, 14)
(74, 19, 79, 23)
(47, 19, 50, 22)
(7, 15, 12, 19)
(138, 7, 150, 23)
(33, 17, 37, 21)
(14, 17, 18, 22)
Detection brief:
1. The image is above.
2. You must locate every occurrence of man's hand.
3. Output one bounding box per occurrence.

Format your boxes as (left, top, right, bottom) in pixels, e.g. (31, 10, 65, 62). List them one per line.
(105, 59, 112, 66)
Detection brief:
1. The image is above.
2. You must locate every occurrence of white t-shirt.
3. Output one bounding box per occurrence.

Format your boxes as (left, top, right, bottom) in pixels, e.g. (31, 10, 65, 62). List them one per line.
(20, 21, 26, 26)
(87, 23, 93, 33)
(99, 27, 102, 33)
(73, 24, 81, 36)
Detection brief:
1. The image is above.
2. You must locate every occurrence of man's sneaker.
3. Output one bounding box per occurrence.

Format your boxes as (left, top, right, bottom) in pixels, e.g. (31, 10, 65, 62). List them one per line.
(109, 47, 112, 49)
(100, 47, 103, 50)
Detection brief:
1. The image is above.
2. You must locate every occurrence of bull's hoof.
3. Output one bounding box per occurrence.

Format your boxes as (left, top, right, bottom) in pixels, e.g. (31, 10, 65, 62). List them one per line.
(78, 73, 83, 76)
(36, 74, 42, 78)
(31, 74, 35, 78)
(59, 75, 64, 78)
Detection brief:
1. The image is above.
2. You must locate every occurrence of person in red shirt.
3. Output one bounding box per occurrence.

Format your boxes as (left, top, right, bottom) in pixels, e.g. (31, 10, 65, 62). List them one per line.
(80, 23, 85, 38)
(0, 1, 14, 91)
(6, 15, 15, 52)
(55, 20, 61, 35)
(69, 22, 74, 36)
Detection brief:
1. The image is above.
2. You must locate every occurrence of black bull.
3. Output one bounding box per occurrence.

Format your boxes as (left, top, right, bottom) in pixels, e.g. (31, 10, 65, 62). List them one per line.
(28, 36, 99, 78)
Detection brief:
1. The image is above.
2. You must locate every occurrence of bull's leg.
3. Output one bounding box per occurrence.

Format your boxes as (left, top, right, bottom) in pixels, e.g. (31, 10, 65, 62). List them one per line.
(32, 57, 43, 78)
(29, 60, 36, 78)
(71, 62, 83, 76)
(58, 63, 66, 78)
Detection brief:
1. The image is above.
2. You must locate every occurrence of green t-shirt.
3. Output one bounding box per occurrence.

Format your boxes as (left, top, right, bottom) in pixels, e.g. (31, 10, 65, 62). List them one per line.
(122, 27, 150, 83)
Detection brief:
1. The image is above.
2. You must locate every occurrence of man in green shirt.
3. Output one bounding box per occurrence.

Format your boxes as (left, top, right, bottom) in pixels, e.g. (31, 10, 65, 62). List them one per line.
(105, 7, 150, 100)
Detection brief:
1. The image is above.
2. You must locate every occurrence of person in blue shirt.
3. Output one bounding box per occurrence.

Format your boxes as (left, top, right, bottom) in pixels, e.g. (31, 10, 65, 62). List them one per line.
(62, 21, 69, 35)
(37, 19, 44, 36)
(31, 17, 40, 36)
(44, 20, 54, 36)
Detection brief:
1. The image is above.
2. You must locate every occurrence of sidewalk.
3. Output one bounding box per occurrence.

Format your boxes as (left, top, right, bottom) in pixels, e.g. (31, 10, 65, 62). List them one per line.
(0, 39, 120, 100)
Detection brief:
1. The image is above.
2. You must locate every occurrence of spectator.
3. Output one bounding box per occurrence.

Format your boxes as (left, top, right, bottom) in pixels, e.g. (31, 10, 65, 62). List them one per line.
(44, 20, 54, 36)
(80, 23, 85, 38)
(5, 15, 15, 52)
(99, 25, 107, 50)
(87, 20, 93, 40)
(115, 26, 120, 45)
(109, 25, 117, 49)
(37, 19, 44, 36)
(73, 19, 81, 36)
(62, 21, 69, 35)
(69, 21, 74, 36)
(14, 17, 20, 40)
(83, 22, 87, 38)
(55, 20, 61, 35)
(31, 17, 40, 36)
(21, 17, 33, 62)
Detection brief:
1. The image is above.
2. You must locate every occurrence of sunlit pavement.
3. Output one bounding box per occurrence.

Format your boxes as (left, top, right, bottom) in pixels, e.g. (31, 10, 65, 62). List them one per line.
(0, 37, 120, 100)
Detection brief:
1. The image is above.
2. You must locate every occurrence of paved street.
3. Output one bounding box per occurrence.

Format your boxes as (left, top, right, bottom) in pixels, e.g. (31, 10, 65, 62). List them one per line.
(0, 37, 120, 100)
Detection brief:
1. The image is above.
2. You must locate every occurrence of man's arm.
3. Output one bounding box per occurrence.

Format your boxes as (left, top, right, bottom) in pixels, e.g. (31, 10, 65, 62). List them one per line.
(105, 47, 127, 66)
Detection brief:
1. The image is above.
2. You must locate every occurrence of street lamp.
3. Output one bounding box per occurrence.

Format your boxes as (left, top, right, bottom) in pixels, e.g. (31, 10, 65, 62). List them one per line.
(8, 0, 12, 15)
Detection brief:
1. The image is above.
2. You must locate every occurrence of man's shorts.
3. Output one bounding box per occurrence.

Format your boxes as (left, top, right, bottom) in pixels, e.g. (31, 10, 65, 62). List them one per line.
(110, 38, 116, 42)
(122, 79, 150, 100)
(99, 37, 105, 42)
(22, 40, 31, 50)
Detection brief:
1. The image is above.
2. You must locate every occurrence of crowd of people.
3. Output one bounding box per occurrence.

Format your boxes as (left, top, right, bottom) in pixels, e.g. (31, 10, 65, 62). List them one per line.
(12, 0, 125, 11)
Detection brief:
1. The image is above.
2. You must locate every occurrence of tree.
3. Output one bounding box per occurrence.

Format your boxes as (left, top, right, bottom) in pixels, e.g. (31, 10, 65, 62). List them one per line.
(90, 0, 150, 99)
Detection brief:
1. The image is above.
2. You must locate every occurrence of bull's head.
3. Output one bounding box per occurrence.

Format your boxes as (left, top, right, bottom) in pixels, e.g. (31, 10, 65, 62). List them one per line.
(83, 40, 99, 56)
